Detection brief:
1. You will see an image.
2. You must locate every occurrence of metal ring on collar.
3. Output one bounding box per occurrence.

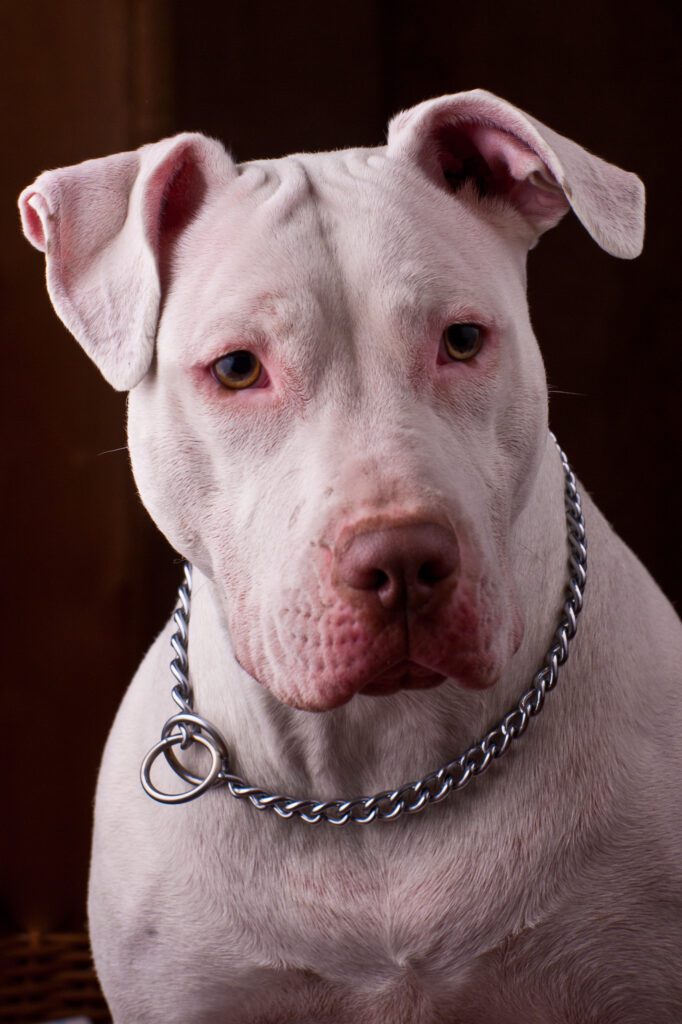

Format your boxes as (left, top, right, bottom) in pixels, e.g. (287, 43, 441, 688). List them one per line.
(140, 731, 223, 804)
(159, 712, 229, 786)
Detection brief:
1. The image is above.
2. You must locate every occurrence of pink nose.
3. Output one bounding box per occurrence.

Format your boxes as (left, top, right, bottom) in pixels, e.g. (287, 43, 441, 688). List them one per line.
(335, 522, 459, 611)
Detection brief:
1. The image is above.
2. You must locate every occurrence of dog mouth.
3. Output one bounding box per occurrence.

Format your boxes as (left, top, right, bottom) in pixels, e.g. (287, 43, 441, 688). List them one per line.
(360, 659, 448, 697)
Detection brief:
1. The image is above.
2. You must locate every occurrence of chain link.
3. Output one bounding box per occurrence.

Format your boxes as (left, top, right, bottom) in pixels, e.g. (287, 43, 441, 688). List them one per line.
(141, 433, 587, 823)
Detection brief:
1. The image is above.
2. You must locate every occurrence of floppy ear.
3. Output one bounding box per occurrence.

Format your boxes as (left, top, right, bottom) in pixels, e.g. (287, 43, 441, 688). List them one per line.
(19, 133, 236, 390)
(387, 88, 645, 259)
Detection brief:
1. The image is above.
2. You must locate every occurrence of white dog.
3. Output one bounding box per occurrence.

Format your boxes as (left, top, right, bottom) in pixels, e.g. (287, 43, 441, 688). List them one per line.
(20, 90, 682, 1023)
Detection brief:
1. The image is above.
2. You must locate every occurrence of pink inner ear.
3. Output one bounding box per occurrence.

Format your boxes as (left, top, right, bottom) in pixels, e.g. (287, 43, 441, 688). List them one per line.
(144, 146, 209, 288)
(436, 126, 491, 194)
(20, 192, 48, 251)
(433, 119, 569, 226)
(159, 157, 207, 235)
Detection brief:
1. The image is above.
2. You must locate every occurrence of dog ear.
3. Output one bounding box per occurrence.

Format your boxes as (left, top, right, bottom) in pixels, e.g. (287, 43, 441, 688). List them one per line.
(19, 133, 236, 390)
(387, 89, 645, 259)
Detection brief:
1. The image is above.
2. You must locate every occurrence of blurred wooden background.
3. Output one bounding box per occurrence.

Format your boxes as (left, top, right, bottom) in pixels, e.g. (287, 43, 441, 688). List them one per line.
(2, 0, 680, 941)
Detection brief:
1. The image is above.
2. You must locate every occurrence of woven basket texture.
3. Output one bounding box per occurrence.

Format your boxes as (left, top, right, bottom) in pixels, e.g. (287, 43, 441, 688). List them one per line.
(0, 932, 111, 1023)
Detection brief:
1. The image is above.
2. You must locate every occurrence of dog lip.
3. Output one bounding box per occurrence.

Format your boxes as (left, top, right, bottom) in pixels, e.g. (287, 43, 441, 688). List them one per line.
(376, 659, 442, 680)
(234, 645, 448, 704)
(360, 659, 447, 696)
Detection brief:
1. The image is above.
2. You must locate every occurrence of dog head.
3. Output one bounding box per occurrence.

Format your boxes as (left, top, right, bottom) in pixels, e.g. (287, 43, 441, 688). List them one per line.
(20, 90, 644, 710)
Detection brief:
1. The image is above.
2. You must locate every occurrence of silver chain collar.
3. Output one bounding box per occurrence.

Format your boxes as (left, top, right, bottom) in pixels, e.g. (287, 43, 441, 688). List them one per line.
(141, 434, 587, 824)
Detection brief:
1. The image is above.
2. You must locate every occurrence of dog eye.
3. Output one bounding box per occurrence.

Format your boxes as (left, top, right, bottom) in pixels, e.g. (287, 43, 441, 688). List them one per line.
(443, 323, 482, 361)
(212, 350, 263, 390)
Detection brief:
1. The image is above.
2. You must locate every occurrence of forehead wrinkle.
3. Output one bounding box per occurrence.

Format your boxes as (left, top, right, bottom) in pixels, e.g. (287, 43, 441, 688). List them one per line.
(256, 156, 314, 219)
(231, 166, 350, 306)
(250, 163, 362, 368)
(176, 153, 480, 372)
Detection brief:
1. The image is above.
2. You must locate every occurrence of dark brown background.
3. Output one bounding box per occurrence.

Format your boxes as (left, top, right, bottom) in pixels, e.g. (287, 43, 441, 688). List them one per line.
(2, 0, 680, 935)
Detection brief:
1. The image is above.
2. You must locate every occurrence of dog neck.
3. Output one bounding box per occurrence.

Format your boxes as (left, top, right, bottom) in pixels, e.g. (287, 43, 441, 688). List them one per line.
(184, 433, 569, 802)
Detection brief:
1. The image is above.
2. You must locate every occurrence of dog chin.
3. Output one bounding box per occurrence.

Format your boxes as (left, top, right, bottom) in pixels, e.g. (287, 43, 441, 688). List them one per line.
(237, 659, 444, 712)
(248, 659, 506, 713)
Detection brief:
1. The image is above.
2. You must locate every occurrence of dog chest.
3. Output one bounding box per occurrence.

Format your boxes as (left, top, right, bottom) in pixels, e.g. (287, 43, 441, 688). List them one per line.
(142, 802, 530, 1011)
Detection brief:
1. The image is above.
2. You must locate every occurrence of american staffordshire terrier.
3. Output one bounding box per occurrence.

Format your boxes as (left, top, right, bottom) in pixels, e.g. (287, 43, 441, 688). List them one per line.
(20, 89, 682, 1023)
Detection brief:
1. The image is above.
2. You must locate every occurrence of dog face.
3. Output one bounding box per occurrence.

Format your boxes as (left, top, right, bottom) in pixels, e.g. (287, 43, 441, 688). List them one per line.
(19, 90, 644, 711)
(128, 155, 542, 709)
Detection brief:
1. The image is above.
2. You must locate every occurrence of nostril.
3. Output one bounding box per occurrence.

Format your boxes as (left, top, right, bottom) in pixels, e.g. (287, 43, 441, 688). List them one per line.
(335, 521, 459, 611)
(369, 569, 390, 592)
(417, 558, 450, 586)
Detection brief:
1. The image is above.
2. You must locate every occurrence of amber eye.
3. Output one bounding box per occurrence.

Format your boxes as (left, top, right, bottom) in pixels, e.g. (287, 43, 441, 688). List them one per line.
(212, 350, 263, 390)
(443, 323, 483, 361)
